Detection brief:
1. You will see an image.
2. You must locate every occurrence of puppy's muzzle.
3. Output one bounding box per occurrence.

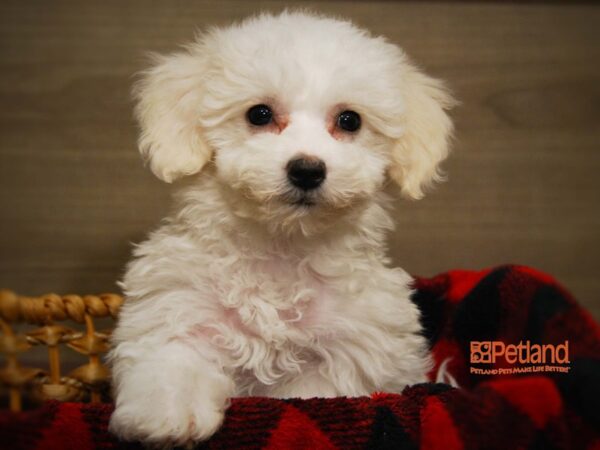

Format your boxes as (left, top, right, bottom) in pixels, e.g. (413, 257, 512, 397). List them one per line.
(286, 157, 326, 191)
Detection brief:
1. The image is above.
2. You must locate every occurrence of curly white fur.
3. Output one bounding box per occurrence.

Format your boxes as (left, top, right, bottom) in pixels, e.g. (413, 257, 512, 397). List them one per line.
(108, 11, 454, 446)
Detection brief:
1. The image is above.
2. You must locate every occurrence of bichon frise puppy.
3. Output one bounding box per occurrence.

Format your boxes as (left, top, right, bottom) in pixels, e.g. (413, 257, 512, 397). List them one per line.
(109, 11, 454, 446)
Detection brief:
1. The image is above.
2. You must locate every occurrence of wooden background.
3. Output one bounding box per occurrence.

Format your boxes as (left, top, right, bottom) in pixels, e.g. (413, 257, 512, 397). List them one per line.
(1, 1, 599, 319)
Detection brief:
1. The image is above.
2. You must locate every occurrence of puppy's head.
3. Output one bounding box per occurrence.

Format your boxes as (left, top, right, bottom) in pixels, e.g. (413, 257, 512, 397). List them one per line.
(134, 12, 454, 234)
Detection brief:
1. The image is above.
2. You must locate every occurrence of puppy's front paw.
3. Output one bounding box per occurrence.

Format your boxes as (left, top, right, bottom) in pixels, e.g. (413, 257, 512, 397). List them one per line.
(109, 390, 225, 446)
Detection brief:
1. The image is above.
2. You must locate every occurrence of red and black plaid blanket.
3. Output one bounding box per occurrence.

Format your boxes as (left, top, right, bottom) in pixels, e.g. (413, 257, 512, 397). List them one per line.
(1, 265, 599, 449)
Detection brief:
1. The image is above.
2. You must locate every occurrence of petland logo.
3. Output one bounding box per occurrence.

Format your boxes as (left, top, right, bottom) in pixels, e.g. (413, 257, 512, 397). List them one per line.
(470, 341, 570, 375)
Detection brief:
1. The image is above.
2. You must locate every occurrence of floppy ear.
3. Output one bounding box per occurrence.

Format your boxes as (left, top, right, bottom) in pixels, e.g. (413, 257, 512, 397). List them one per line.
(388, 64, 456, 199)
(133, 51, 211, 183)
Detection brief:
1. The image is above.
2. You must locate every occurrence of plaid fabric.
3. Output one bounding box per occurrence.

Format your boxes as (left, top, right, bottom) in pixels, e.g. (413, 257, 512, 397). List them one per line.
(1, 265, 599, 450)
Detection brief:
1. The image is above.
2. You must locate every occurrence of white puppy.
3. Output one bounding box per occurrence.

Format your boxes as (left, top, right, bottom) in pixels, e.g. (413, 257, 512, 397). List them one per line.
(109, 11, 454, 446)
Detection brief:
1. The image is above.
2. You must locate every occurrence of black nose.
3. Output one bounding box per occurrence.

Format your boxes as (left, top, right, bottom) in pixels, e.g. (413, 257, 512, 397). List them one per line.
(286, 157, 326, 191)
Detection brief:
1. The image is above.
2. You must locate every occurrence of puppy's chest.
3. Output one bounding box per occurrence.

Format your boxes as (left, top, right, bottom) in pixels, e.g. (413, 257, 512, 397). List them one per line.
(211, 256, 336, 340)
(203, 254, 416, 386)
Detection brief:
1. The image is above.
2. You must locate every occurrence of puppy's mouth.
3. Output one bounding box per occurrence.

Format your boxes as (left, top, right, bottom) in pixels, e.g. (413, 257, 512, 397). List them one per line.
(281, 190, 319, 208)
(292, 196, 316, 207)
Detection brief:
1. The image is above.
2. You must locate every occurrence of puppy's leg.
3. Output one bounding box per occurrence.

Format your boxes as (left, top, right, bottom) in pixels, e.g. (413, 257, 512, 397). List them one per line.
(109, 339, 234, 446)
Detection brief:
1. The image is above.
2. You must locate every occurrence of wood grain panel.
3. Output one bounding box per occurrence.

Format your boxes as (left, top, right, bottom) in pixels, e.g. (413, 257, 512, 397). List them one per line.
(1, 1, 599, 319)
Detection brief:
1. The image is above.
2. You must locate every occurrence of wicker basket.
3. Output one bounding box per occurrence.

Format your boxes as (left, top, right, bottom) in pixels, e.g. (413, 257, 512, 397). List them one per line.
(0, 290, 123, 411)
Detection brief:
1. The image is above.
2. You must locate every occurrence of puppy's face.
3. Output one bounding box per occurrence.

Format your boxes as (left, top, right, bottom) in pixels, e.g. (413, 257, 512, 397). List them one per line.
(134, 13, 454, 234)
(206, 43, 396, 229)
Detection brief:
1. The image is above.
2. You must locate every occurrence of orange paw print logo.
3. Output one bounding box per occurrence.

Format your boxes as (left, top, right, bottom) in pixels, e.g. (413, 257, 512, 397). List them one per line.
(470, 341, 492, 364)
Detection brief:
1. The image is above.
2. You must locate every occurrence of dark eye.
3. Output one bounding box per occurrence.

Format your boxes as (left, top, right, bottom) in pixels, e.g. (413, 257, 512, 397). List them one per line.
(337, 110, 361, 132)
(247, 104, 273, 126)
